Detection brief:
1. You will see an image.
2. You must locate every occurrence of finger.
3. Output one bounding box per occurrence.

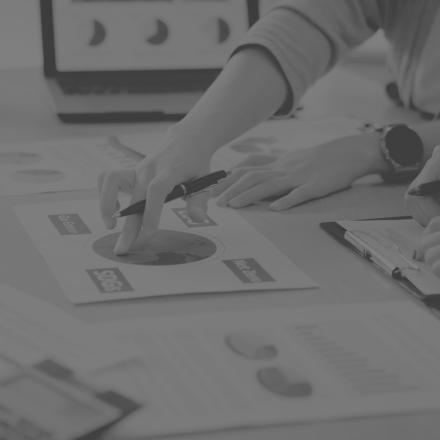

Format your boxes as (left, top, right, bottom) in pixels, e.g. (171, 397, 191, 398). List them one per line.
(114, 172, 149, 255)
(234, 154, 277, 168)
(99, 169, 135, 230)
(217, 171, 276, 206)
(425, 216, 440, 234)
(186, 191, 209, 222)
(228, 181, 285, 208)
(405, 193, 440, 227)
(415, 230, 440, 262)
(408, 145, 440, 192)
(432, 260, 440, 277)
(424, 243, 440, 266)
(142, 172, 175, 239)
(270, 184, 315, 211)
(210, 167, 254, 199)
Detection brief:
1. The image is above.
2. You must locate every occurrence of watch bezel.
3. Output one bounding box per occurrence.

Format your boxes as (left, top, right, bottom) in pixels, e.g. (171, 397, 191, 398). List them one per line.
(379, 124, 424, 183)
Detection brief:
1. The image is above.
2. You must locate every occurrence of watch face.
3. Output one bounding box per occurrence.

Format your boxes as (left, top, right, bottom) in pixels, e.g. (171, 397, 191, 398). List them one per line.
(385, 125, 424, 166)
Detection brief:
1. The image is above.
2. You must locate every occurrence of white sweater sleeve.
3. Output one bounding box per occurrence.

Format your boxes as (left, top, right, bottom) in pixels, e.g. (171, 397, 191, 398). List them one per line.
(234, 0, 381, 115)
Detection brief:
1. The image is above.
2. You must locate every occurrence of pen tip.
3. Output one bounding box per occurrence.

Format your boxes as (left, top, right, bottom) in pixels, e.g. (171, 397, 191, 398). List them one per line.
(112, 212, 121, 218)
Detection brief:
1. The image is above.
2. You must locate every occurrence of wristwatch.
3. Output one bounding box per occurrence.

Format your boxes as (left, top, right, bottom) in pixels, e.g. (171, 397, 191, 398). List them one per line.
(378, 124, 424, 183)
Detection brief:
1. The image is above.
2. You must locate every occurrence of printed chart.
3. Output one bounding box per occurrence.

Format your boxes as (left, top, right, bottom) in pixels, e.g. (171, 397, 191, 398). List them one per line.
(14, 199, 316, 304)
(94, 301, 440, 437)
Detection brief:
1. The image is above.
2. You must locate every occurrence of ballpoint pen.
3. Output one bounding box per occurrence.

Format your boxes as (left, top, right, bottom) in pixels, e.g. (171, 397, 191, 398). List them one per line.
(113, 170, 229, 218)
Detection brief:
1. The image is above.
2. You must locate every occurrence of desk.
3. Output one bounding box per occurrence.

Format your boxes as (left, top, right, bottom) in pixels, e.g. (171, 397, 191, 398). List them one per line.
(1, 63, 439, 440)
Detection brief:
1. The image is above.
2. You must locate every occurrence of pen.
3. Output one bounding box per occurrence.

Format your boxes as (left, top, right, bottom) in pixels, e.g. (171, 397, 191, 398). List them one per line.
(344, 230, 419, 278)
(113, 170, 229, 218)
(407, 179, 440, 197)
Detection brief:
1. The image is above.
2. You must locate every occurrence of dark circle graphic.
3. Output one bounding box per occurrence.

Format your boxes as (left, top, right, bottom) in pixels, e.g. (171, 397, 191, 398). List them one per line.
(217, 18, 231, 44)
(89, 19, 106, 46)
(257, 367, 313, 398)
(225, 332, 278, 360)
(92, 230, 217, 266)
(0, 151, 42, 165)
(146, 19, 169, 45)
(11, 169, 65, 183)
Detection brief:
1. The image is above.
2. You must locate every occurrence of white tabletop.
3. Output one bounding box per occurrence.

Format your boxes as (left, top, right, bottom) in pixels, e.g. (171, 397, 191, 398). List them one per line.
(1, 63, 439, 440)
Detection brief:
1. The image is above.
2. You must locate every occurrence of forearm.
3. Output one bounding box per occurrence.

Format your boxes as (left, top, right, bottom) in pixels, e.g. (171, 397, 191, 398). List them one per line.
(170, 48, 288, 154)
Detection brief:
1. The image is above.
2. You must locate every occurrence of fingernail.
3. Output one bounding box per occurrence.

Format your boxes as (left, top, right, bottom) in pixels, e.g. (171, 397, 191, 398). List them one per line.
(216, 197, 227, 207)
(270, 203, 281, 211)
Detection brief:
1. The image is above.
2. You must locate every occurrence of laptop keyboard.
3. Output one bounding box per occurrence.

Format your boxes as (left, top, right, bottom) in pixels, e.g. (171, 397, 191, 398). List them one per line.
(58, 80, 202, 95)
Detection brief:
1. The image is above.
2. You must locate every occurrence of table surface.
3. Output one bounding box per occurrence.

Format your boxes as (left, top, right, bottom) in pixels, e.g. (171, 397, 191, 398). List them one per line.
(1, 63, 439, 440)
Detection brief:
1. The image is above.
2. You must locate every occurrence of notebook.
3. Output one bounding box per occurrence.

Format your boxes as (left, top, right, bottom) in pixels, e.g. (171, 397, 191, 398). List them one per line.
(40, 0, 258, 122)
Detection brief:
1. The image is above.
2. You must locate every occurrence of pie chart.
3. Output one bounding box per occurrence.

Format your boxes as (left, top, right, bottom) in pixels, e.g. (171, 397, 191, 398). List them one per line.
(217, 18, 231, 44)
(203, 17, 231, 45)
(146, 19, 169, 45)
(92, 230, 217, 266)
(88, 19, 106, 46)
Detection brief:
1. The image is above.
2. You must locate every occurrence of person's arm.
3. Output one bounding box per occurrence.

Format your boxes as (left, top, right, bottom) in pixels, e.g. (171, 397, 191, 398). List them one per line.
(99, 48, 289, 255)
(413, 120, 440, 163)
(99, 0, 384, 254)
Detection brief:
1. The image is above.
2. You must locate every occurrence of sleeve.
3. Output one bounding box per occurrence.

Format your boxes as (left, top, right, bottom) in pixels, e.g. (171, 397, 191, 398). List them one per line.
(233, 0, 382, 116)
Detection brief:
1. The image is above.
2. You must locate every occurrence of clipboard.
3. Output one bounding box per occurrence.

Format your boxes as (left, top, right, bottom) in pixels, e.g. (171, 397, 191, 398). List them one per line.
(321, 216, 440, 312)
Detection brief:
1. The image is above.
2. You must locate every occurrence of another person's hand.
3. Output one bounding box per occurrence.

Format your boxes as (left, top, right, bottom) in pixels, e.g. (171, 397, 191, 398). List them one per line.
(405, 145, 440, 227)
(98, 129, 212, 255)
(413, 217, 440, 276)
(211, 133, 383, 210)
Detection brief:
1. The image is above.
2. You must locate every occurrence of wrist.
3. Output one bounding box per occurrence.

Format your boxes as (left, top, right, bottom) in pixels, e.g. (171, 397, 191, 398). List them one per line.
(355, 132, 390, 176)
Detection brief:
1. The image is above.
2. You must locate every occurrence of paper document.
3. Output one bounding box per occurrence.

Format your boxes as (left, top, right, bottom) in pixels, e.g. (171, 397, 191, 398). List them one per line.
(14, 199, 316, 304)
(115, 117, 371, 170)
(211, 116, 371, 169)
(0, 134, 146, 195)
(94, 301, 440, 437)
(0, 284, 140, 440)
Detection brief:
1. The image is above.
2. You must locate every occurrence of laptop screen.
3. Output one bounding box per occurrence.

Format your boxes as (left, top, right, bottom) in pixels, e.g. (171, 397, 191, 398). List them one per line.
(51, 0, 251, 72)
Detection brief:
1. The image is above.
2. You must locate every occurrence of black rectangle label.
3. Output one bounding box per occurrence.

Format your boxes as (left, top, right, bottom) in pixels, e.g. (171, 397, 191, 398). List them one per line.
(223, 258, 275, 283)
(48, 214, 91, 235)
(172, 208, 217, 227)
(86, 268, 134, 294)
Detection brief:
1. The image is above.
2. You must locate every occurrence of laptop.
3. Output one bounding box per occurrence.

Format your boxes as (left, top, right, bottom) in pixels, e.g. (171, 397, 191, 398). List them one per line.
(40, 0, 258, 123)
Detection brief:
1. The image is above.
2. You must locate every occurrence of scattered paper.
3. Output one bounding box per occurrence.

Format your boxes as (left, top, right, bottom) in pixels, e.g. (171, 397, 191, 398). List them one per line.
(0, 134, 145, 195)
(0, 284, 140, 440)
(14, 199, 317, 304)
(94, 301, 440, 437)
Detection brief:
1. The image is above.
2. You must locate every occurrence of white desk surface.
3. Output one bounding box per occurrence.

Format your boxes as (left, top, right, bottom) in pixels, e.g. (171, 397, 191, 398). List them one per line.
(1, 64, 439, 440)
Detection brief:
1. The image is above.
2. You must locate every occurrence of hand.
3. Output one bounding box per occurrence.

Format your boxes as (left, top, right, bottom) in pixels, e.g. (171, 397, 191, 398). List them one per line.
(98, 128, 212, 255)
(211, 133, 383, 210)
(413, 217, 440, 276)
(405, 145, 440, 227)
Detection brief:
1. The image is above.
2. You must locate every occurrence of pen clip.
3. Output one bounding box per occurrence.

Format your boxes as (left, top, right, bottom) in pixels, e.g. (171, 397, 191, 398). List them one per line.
(182, 172, 230, 199)
(345, 230, 420, 277)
